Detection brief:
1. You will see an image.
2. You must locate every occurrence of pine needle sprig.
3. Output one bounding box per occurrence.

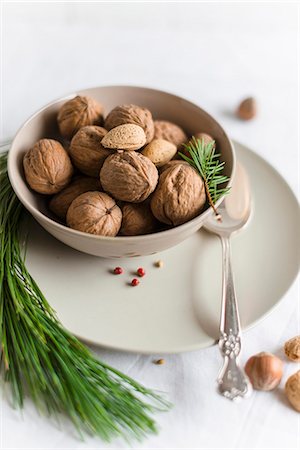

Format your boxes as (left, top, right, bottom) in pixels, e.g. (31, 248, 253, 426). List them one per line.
(179, 137, 230, 218)
(0, 150, 170, 441)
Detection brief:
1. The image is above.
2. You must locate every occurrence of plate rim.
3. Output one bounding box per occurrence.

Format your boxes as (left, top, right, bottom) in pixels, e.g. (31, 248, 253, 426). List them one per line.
(1, 139, 299, 354)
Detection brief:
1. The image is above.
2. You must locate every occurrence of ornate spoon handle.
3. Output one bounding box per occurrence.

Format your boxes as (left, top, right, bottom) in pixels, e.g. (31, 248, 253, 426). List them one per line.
(217, 236, 252, 400)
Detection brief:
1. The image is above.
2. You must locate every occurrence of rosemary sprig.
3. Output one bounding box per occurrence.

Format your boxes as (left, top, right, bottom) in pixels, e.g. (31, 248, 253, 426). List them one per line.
(0, 151, 169, 441)
(179, 137, 230, 217)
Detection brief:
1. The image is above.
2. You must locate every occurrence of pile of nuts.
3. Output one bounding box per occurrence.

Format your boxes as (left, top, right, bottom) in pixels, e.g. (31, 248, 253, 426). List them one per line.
(245, 335, 300, 412)
(23, 95, 210, 237)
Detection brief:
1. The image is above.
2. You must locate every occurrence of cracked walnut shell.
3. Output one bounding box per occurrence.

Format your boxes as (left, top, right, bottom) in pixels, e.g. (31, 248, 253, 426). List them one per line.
(284, 336, 300, 362)
(57, 95, 104, 139)
(66, 191, 122, 236)
(101, 124, 146, 151)
(120, 202, 158, 236)
(23, 139, 73, 194)
(49, 176, 101, 220)
(151, 164, 206, 226)
(104, 104, 154, 144)
(100, 151, 158, 203)
(69, 126, 111, 177)
(154, 120, 187, 148)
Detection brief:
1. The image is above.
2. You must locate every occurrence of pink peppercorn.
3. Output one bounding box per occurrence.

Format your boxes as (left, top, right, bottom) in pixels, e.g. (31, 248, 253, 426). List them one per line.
(131, 278, 139, 287)
(137, 267, 145, 277)
(114, 267, 123, 275)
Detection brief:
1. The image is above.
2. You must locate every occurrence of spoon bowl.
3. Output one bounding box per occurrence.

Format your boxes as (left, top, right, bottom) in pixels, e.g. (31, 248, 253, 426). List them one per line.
(204, 163, 252, 237)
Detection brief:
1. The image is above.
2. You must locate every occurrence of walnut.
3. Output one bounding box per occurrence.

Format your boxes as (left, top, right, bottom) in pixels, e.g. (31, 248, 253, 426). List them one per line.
(285, 371, 300, 412)
(120, 202, 158, 236)
(69, 126, 111, 177)
(154, 120, 187, 148)
(57, 95, 104, 139)
(183, 132, 216, 158)
(284, 336, 300, 362)
(159, 159, 189, 174)
(101, 124, 146, 151)
(194, 132, 215, 146)
(100, 151, 158, 203)
(151, 164, 206, 226)
(23, 139, 73, 194)
(49, 176, 101, 220)
(104, 104, 154, 144)
(66, 191, 122, 236)
(141, 139, 177, 167)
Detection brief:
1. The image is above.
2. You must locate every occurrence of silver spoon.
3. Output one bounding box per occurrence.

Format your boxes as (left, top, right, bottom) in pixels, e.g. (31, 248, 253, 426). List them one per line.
(204, 162, 253, 401)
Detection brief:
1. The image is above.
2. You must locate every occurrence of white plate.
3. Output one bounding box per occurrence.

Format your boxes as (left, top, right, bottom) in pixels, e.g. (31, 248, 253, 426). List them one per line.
(6, 141, 299, 353)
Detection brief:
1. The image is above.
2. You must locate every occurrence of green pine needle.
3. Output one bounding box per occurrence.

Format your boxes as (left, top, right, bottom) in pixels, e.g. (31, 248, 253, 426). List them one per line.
(179, 137, 230, 216)
(0, 151, 170, 441)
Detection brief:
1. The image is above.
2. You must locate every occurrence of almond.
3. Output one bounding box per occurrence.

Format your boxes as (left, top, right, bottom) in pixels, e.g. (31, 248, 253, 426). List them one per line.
(104, 104, 154, 144)
(141, 139, 177, 167)
(101, 124, 146, 151)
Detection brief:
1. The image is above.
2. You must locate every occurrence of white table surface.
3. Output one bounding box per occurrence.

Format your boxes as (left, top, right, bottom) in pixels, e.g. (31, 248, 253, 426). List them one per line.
(1, 2, 299, 449)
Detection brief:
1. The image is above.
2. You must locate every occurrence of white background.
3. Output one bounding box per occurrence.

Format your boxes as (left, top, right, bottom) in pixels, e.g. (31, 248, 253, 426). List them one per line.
(1, 1, 299, 449)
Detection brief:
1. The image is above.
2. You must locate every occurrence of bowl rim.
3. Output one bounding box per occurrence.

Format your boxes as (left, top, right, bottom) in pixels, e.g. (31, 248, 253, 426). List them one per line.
(8, 84, 236, 243)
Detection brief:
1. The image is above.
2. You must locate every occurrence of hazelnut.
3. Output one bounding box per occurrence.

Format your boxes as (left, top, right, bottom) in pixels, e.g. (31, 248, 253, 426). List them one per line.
(285, 371, 300, 412)
(69, 126, 110, 177)
(154, 120, 187, 149)
(49, 176, 101, 220)
(66, 191, 122, 236)
(236, 97, 257, 121)
(150, 164, 206, 226)
(120, 202, 158, 236)
(244, 352, 283, 391)
(284, 336, 300, 362)
(104, 104, 154, 144)
(57, 95, 104, 139)
(101, 124, 146, 151)
(141, 139, 177, 167)
(100, 151, 158, 203)
(23, 139, 73, 194)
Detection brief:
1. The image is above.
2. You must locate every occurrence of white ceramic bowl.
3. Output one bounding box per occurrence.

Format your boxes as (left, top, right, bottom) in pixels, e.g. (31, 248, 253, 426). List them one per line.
(8, 86, 235, 258)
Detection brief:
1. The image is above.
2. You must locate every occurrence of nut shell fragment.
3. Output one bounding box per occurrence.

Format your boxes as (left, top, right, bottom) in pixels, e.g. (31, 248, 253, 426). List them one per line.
(49, 176, 101, 220)
(101, 124, 146, 151)
(104, 104, 154, 144)
(151, 164, 206, 226)
(57, 95, 104, 139)
(100, 151, 158, 203)
(66, 191, 122, 236)
(23, 139, 73, 194)
(154, 120, 187, 148)
(69, 126, 110, 177)
(120, 202, 158, 236)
